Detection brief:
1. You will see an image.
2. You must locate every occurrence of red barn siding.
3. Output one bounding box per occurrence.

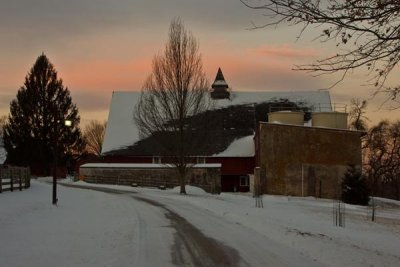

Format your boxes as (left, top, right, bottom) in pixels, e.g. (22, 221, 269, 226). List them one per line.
(206, 157, 254, 192)
(206, 157, 255, 175)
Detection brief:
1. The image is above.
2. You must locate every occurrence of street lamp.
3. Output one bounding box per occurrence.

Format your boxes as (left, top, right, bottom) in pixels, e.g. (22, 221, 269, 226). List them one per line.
(52, 119, 72, 205)
(64, 120, 72, 127)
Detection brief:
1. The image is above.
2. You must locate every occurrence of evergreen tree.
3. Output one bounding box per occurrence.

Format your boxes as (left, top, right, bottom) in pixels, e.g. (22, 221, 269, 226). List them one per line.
(341, 165, 370, 206)
(3, 53, 83, 173)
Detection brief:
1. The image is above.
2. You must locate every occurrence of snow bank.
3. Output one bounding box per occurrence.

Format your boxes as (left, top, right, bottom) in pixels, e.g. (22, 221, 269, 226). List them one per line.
(372, 197, 400, 208)
(171, 185, 208, 196)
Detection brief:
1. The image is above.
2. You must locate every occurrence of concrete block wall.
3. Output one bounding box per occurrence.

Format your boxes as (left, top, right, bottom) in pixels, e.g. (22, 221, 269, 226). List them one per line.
(283, 164, 348, 199)
(258, 123, 362, 199)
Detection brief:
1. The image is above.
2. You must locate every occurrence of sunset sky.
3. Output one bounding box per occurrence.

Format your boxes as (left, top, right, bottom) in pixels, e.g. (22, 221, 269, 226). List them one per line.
(1, 0, 399, 126)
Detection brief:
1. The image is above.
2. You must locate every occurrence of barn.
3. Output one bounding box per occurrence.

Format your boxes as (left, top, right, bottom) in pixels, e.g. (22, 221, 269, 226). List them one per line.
(87, 69, 343, 193)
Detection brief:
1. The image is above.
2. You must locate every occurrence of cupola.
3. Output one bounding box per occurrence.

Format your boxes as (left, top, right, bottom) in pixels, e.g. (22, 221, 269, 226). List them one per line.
(211, 68, 230, 99)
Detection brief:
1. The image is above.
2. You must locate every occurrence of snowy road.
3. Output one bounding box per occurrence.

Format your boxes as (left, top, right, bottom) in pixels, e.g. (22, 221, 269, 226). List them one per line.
(63, 183, 321, 266)
(0, 181, 322, 267)
(2, 180, 399, 266)
(67, 184, 243, 266)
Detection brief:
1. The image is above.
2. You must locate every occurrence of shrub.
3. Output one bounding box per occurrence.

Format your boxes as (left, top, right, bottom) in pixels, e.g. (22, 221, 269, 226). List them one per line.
(341, 165, 370, 206)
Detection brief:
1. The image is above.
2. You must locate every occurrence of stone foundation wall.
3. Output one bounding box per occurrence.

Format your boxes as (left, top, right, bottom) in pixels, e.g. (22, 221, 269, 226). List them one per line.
(79, 166, 221, 194)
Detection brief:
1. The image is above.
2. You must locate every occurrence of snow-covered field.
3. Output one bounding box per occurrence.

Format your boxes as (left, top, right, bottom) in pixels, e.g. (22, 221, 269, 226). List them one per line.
(1, 178, 399, 266)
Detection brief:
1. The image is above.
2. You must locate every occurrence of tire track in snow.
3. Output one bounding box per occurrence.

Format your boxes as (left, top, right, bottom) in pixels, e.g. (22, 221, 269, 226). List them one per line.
(132, 195, 243, 267)
(61, 183, 243, 267)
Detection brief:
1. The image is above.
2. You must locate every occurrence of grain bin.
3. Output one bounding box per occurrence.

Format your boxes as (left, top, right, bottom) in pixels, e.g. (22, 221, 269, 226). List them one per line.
(312, 112, 348, 129)
(268, 111, 304, 125)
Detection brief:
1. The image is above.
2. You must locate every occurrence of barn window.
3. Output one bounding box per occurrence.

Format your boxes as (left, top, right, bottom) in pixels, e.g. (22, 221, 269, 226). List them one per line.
(152, 156, 161, 164)
(240, 175, 249, 186)
(197, 157, 206, 164)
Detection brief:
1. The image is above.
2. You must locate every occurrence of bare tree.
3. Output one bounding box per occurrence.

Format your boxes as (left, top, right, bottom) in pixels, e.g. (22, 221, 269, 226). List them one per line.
(364, 120, 400, 200)
(134, 18, 212, 194)
(241, 0, 400, 102)
(83, 120, 107, 156)
(348, 98, 369, 131)
(0, 115, 7, 140)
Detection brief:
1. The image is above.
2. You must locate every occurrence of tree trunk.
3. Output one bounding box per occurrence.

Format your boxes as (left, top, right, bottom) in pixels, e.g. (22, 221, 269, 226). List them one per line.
(52, 146, 58, 205)
(179, 167, 186, 194)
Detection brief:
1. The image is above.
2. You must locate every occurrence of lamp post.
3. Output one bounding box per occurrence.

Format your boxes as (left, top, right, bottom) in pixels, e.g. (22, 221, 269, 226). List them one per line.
(52, 119, 72, 205)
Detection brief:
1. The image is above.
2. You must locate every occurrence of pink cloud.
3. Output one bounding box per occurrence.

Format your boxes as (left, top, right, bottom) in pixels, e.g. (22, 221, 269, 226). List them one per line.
(59, 57, 152, 91)
(203, 53, 325, 91)
(250, 44, 318, 59)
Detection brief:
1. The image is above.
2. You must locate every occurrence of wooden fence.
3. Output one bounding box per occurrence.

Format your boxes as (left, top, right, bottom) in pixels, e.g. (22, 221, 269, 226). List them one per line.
(0, 166, 31, 193)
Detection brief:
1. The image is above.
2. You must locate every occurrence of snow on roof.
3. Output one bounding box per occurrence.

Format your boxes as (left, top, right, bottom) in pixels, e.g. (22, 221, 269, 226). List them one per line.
(212, 135, 254, 157)
(102, 90, 332, 155)
(80, 163, 221, 168)
(212, 80, 228, 86)
(102, 92, 141, 154)
(215, 90, 332, 110)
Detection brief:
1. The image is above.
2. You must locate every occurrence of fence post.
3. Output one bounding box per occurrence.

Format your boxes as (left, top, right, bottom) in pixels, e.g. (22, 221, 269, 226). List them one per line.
(0, 166, 31, 192)
(26, 168, 30, 188)
(24, 169, 27, 189)
(0, 167, 2, 193)
(19, 169, 22, 191)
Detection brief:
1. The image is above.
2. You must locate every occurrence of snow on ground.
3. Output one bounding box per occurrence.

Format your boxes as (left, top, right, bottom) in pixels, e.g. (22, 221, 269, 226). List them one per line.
(0, 179, 175, 267)
(141, 187, 400, 267)
(1, 179, 400, 266)
(171, 185, 207, 195)
(66, 180, 400, 267)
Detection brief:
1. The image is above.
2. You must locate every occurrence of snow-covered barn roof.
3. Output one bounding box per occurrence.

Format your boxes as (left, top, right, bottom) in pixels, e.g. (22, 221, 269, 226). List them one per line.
(212, 135, 255, 157)
(102, 90, 332, 156)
